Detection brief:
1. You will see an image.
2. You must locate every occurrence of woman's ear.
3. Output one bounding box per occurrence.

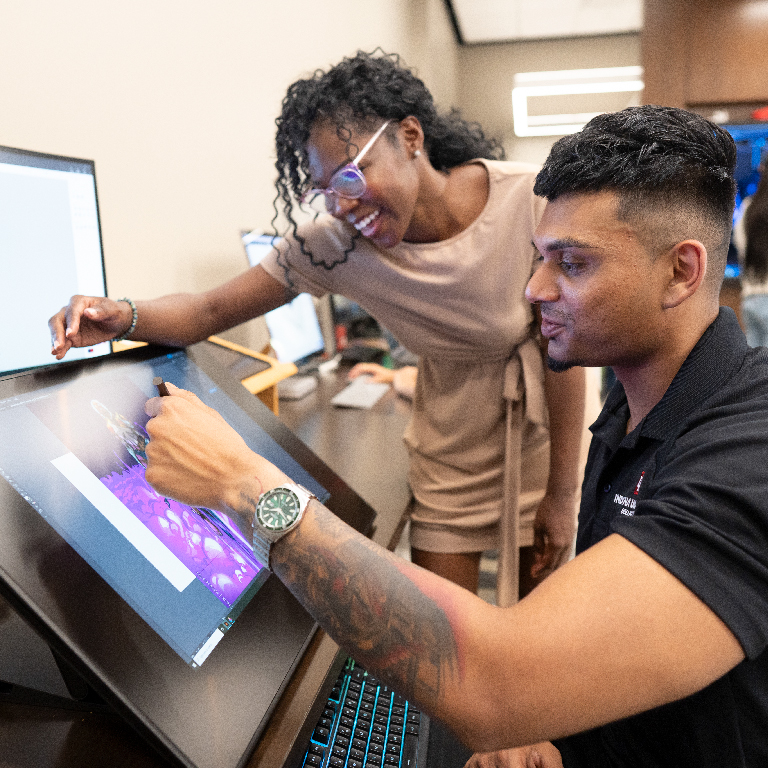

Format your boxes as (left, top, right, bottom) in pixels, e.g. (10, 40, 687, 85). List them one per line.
(398, 116, 425, 156)
(662, 240, 707, 309)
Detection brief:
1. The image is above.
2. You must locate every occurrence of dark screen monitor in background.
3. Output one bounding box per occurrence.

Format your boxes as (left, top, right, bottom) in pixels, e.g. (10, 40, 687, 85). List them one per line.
(0, 145, 110, 375)
(241, 231, 327, 368)
(0, 342, 376, 767)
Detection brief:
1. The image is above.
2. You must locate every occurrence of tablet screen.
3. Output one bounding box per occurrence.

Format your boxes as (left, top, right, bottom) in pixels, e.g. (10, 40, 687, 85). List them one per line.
(0, 348, 328, 668)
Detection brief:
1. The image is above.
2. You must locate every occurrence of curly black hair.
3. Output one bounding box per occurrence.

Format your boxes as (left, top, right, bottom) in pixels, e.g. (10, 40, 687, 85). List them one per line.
(270, 49, 504, 283)
(534, 106, 737, 250)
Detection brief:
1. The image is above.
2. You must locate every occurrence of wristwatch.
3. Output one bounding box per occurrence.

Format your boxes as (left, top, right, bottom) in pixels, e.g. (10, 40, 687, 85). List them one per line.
(252, 482, 316, 569)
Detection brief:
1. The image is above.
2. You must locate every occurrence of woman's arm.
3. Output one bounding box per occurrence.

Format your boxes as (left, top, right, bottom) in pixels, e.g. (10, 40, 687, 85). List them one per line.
(531, 362, 585, 578)
(49, 265, 291, 358)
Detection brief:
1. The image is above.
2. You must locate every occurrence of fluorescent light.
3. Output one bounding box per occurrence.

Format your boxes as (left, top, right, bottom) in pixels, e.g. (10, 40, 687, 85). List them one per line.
(512, 66, 644, 137)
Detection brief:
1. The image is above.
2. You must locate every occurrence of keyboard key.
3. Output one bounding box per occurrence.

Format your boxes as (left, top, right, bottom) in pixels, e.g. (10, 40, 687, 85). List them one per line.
(370, 733, 385, 745)
(353, 738, 368, 751)
(383, 755, 400, 765)
(334, 735, 350, 749)
(340, 716, 355, 728)
(403, 733, 419, 766)
(406, 712, 420, 724)
(405, 724, 420, 736)
(332, 745, 348, 758)
(329, 757, 345, 768)
(312, 726, 330, 745)
(304, 753, 323, 766)
(348, 760, 365, 768)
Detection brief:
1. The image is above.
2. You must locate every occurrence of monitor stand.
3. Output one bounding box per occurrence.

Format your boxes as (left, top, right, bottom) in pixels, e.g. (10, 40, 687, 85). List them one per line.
(0, 594, 109, 711)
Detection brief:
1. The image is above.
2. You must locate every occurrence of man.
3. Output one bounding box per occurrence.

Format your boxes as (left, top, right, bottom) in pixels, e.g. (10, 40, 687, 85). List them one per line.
(144, 106, 768, 767)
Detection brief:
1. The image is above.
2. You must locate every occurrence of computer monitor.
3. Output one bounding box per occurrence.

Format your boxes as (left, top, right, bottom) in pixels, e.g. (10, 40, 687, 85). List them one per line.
(241, 231, 326, 367)
(0, 342, 376, 767)
(0, 145, 110, 375)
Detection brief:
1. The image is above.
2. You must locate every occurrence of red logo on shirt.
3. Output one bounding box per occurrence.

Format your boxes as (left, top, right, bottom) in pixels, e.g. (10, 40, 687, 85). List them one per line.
(634, 471, 645, 496)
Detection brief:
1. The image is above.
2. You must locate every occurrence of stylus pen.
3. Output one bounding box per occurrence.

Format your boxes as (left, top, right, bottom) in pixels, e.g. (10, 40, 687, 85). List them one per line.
(153, 376, 171, 397)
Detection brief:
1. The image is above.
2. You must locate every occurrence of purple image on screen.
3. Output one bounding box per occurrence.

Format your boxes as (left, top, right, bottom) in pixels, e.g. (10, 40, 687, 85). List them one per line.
(101, 463, 263, 607)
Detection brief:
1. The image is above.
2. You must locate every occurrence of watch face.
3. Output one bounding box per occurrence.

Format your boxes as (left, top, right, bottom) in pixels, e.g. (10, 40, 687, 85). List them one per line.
(256, 487, 301, 531)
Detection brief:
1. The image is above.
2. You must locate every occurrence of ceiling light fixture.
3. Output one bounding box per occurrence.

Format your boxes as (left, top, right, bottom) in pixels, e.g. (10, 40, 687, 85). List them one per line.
(512, 66, 644, 137)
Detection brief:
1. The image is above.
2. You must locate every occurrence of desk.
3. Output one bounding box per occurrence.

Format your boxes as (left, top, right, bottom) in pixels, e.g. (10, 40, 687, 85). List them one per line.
(0, 365, 413, 768)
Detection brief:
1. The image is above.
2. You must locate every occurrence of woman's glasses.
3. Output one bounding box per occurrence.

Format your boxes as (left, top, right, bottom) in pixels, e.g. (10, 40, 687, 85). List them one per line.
(302, 120, 391, 210)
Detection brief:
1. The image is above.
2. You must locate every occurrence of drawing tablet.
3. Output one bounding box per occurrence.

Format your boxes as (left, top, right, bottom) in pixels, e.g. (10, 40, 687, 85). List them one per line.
(0, 342, 375, 768)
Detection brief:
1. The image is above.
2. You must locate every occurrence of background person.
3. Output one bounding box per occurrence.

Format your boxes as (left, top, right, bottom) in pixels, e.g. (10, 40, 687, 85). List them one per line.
(49, 50, 586, 604)
(736, 168, 768, 346)
(140, 105, 768, 768)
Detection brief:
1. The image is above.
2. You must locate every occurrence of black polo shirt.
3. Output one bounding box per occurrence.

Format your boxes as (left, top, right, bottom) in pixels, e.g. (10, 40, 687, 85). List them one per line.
(556, 308, 768, 768)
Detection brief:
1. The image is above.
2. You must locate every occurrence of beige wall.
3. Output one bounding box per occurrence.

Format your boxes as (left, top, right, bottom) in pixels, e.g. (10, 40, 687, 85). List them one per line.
(456, 33, 642, 166)
(1, 0, 457, 350)
(2, 2, 640, 350)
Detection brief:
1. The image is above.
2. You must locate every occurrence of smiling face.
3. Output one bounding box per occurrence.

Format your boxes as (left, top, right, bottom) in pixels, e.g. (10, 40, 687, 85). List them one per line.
(305, 118, 421, 249)
(526, 191, 673, 373)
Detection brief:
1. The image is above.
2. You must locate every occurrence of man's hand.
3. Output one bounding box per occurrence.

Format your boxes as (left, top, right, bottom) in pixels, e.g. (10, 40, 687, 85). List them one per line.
(144, 384, 287, 516)
(530, 490, 577, 580)
(49, 295, 133, 359)
(464, 742, 564, 768)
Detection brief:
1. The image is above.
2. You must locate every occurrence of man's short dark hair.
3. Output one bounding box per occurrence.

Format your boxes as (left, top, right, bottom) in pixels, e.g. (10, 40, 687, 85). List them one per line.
(534, 106, 737, 266)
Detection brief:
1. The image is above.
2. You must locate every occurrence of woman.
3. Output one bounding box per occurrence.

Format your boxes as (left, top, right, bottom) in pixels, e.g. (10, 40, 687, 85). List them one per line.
(50, 50, 585, 605)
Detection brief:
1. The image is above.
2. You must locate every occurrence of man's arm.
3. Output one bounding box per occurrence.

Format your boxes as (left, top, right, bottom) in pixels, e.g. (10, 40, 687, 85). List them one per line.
(144, 388, 745, 753)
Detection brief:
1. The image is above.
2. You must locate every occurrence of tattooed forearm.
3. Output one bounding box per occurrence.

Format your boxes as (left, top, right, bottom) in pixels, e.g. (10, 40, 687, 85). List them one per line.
(272, 501, 461, 714)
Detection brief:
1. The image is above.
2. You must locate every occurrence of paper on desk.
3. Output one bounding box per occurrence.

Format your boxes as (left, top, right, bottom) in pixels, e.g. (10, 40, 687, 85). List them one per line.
(331, 376, 390, 409)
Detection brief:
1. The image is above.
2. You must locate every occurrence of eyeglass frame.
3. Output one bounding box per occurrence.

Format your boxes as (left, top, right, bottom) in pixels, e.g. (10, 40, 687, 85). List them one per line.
(301, 120, 392, 208)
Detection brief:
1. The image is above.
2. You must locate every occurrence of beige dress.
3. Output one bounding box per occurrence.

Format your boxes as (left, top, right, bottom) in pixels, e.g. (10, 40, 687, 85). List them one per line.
(260, 160, 549, 604)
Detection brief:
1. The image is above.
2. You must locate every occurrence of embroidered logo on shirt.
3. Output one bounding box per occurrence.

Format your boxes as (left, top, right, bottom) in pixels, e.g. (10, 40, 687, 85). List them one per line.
(613, 493, 636, 516)
(633, 471, 645, 496)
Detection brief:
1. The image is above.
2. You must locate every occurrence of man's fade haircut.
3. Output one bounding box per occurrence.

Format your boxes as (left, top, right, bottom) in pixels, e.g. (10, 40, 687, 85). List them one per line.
(534, 105, 737, 268)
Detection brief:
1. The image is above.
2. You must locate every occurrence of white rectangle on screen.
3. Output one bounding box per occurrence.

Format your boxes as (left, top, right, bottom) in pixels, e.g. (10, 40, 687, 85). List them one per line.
(51, 453, 195, 591)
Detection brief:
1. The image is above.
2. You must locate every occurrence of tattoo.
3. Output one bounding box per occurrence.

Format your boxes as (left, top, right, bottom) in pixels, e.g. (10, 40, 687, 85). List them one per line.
(272, 504, 460, 712)
(227, 476, 265, 535)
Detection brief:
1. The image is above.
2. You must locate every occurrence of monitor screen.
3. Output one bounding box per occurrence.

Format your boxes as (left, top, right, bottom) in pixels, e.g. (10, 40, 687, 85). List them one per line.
(241, 231, 326, 365)
(0, 347, 327, 668)
(0, 343, 375, 768)
(0, 145, 110, 375)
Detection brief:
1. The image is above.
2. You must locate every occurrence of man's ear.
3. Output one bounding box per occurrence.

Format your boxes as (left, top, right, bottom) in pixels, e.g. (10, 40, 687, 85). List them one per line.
(662, 240, 707, 309)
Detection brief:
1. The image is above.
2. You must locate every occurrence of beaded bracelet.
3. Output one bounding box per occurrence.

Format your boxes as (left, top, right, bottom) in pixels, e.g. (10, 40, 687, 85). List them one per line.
(111, 298, 138, 342)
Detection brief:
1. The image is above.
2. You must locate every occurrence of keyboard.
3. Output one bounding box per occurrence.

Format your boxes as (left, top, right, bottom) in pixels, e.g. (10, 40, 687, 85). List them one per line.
(302, 657, 429, 768)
